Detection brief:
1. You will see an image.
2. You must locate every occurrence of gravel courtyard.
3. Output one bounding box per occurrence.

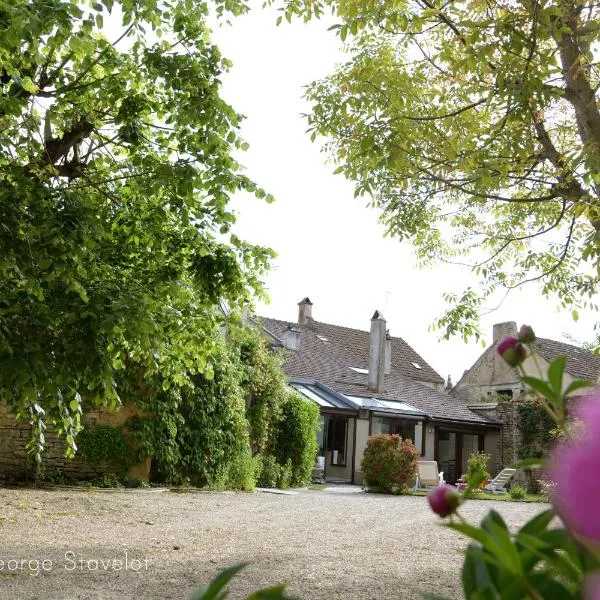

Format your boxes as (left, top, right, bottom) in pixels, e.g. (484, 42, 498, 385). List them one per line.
(0, 486, 546, 600)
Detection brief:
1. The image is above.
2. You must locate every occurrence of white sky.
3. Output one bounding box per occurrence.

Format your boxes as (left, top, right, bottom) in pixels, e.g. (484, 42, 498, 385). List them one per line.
(209, 4, 599, 383)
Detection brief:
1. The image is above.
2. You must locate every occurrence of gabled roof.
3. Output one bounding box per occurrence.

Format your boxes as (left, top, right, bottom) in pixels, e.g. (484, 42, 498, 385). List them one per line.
(260, 316, 444, 384)
(534, 337, 600, 381)
(258, 316, 498, 427)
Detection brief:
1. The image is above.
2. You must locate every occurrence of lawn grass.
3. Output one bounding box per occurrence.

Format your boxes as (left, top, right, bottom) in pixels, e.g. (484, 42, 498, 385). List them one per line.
(404, 489, 549, 502)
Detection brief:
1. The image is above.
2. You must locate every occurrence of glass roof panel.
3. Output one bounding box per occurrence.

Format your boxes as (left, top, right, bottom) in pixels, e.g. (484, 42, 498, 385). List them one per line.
(292, 384, 334, 408)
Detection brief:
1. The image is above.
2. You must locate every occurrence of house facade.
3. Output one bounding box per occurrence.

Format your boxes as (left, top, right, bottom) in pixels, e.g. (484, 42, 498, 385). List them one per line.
(452, 321, 600, 477)
(258, 298, 501, 485)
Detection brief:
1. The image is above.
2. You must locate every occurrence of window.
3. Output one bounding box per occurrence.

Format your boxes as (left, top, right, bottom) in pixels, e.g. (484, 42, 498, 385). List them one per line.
(316, 335, 330, 343)
(372, 417, 422, 451)
(496, 389, 513, 400)
(349, 366, 368, 374)
(411, 362, 422, 370)
(327, 415, 348, 466)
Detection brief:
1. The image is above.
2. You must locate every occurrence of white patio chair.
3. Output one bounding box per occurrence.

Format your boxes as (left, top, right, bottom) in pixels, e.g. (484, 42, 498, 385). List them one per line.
(414, 461, 445, 491)
(484, 468, 516, 494)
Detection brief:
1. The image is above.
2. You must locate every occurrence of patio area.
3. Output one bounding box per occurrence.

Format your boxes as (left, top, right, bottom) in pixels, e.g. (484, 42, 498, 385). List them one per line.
(0, 485, 547, 599)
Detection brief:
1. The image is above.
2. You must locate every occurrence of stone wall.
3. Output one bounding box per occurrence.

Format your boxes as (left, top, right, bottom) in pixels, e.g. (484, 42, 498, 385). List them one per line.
(0, 403, 150, 483)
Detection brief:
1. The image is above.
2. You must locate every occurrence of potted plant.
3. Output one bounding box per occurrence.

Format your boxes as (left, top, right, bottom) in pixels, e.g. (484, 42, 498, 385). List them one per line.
(465, 451, 491, 490)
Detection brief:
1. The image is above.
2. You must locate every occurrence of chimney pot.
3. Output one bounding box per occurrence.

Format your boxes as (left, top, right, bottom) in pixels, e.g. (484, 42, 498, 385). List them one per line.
(368, 310, 386, 393)
(298, 297, 313, 328)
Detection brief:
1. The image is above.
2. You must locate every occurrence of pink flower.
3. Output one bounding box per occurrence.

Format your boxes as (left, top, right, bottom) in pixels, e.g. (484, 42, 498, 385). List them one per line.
(584, 572, 600, 600)
(551, 393, 600, 542)
(497, 336, 526, 367)
(428, 484, 460, 518)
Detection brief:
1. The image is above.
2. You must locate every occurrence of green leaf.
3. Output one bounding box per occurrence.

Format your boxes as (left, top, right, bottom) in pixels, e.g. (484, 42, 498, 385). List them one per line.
(547, 356, 566, 397)
(518, 510, 555, 536)
(520, 376, 558, 404)
(563, 378, 594, 397)
(189, 564, 247, 600)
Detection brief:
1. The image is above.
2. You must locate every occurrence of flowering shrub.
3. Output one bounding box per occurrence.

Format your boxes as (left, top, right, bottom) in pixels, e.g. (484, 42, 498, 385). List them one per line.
(426, 325, 600, 599)
(465, 451, 490, 486)
(361, 434, 418, 492)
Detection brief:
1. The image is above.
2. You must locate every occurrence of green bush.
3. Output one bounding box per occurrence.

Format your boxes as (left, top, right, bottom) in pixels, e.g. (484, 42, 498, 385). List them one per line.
(257, 455, 293, 489)
(465, 451, 491, 487)
(274, 392, 320, 487)
(361, 434, 419, 492)
(509, 485, 527, 500)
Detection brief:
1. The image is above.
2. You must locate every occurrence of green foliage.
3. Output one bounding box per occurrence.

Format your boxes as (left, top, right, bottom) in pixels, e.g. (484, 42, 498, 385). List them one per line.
(516, 400, 555, 460)
(126, 327, 317, 492)
(235, 325, 289, 456)
(0, 0, 274, 461)
(94, 472, 123, 489)
(277, 0, 600, 337)
(257, 455, 293, 489)
(509, 485, 527, 501)
(465, 452, 490, 486)
(274, 393, 320, 487)
(189, 563, 294, 600)
(78, 425, 130, 472)
(361, 434, 418, 492)
(129, 339, 255, 489)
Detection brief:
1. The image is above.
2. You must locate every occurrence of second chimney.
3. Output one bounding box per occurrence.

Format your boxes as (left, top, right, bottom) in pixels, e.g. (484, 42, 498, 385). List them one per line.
(492, 321, 517, 343)
(298, 297, 313, 328)
(368, 311, 386, 394)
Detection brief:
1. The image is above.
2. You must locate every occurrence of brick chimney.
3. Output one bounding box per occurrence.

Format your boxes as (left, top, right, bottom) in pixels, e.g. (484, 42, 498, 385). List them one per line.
(297, 297, 313, 328)
(368, 310, 386, 393)
(493, 321, 517, 343)
(281, 324, 300, 351)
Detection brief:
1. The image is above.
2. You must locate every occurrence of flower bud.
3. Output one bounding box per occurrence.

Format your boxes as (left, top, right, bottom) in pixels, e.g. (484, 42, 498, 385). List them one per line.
(497, 336, 526, 367)
(518, 325, 536, 344)
(428, 484, 460, 518)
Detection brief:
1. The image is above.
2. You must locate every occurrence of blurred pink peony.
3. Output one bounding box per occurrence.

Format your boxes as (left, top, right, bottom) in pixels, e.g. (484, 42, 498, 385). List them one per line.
(584, 572, 600, 600)
(550, 392, 600, 543)
(428, 484, 460, 518)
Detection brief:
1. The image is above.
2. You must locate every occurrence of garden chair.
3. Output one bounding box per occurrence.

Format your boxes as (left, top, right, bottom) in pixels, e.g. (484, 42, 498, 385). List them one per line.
(414, 461, 445, 490)
(484, 468, 516, 494)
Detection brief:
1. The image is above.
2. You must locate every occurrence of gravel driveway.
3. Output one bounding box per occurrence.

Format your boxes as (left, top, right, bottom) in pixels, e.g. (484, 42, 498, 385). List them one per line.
(0, 486, 546, 600)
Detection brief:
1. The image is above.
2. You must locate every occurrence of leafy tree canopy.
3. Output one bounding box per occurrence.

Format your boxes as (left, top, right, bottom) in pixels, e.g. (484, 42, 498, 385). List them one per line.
(277, 0, 600, 340)
(0, 0, 274, 457)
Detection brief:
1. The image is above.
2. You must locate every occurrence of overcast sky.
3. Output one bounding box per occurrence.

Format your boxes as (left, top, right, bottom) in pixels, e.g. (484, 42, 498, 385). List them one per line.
(209, 5, 599, 382)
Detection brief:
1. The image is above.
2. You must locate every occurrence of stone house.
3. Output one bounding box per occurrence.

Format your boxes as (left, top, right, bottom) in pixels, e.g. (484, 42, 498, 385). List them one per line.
(257, 298, 501, 485)
(452, 321, 600, 485)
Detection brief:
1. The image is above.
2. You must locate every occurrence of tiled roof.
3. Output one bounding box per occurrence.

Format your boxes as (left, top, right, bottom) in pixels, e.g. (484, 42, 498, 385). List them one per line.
(258, 316, 498, 427)
(534, 338, 600, 381)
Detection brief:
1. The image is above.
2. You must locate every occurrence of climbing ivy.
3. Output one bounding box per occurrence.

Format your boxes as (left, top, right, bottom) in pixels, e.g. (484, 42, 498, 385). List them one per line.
(78, 425, 131, 472)
(125, 326, 319, 490)
(516, 400, 555, 460)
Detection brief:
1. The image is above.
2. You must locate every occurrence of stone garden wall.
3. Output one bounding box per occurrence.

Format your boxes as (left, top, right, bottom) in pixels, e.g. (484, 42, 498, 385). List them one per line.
(0, 403, 150, 483)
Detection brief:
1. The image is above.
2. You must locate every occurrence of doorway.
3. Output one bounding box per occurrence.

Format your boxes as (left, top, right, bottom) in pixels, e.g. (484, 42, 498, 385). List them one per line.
(436, 428, 485, 484)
